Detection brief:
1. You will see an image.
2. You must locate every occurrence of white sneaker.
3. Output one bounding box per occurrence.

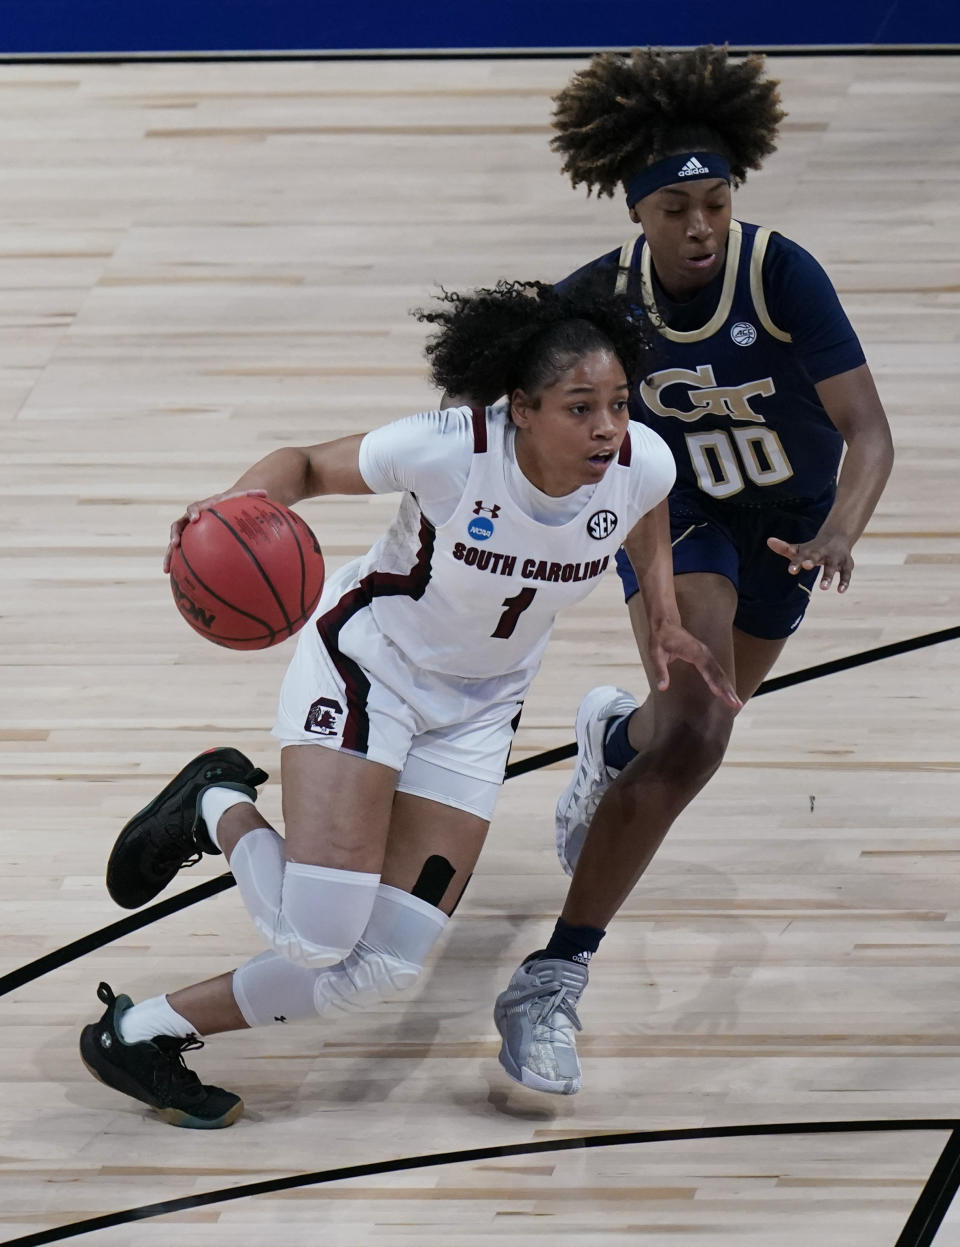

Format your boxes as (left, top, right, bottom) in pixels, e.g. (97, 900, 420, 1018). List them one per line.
(555, 686, 639, 876)
(493, 955, 588, 1094)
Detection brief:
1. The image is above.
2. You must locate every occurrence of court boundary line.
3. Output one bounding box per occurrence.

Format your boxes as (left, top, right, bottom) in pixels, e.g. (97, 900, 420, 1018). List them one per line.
(1, 624, 957, 999)
(1, 1120, 957, 1246)
(2, 624, 959, 1244)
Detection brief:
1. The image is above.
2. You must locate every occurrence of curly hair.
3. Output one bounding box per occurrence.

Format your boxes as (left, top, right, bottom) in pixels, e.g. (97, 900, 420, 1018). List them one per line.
(552, 45, 784, 198)
(414, 279, 653, 406)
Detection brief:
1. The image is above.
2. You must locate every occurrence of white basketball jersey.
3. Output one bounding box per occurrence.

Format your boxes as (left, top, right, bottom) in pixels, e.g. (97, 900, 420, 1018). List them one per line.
(320, 406, 654, 683)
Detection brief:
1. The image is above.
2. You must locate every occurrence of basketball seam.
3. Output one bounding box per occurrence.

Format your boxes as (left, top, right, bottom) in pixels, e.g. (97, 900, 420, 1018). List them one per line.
(173, 545, 278, 645)
(207, 506, 296, 633)
(259, 497, 310, 619)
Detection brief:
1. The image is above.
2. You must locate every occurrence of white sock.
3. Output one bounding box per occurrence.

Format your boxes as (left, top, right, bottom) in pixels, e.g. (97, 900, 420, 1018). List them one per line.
(200, 786, 255, 850)
(118, 993, 198, 1043)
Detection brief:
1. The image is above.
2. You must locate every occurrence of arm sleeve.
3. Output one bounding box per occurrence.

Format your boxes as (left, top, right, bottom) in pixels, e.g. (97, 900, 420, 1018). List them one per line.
(762, 234, 866, 384)
(358, 407, 475, 523)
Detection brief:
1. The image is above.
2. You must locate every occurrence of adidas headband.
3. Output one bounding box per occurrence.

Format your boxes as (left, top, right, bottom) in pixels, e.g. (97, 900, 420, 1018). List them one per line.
(624, 152, 731, 206)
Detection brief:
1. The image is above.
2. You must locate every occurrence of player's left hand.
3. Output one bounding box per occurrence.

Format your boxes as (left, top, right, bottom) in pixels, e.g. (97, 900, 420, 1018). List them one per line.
(647, 621, 742, 710)
(766, 532, 854, 593)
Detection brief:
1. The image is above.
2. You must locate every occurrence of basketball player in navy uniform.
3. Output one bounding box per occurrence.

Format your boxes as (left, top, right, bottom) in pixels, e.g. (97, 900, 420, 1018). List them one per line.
(78, 281, 739, 1127)
(492, 47, 894, 1093)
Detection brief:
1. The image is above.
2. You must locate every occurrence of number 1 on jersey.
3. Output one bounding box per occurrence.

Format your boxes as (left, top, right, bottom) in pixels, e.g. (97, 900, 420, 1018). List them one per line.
(492, 587, 537, 639)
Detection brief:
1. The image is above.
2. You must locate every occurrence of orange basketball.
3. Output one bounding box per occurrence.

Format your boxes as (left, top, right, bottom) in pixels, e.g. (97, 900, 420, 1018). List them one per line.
(168, 496, 325, 650)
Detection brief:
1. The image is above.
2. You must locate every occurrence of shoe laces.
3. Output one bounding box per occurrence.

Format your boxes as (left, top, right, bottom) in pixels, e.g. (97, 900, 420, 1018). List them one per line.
(571, 753, 613, 807)
(521, 982, 583, 1034)
(151, 1035, 206, 1099)
(154, 822, 203, 871)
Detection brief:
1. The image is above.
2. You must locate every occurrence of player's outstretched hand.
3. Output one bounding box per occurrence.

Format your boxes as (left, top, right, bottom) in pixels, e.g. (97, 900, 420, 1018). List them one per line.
(648, 621, 742, 710)
(766, 532, 853, 593)
(163, 489, 268, 573)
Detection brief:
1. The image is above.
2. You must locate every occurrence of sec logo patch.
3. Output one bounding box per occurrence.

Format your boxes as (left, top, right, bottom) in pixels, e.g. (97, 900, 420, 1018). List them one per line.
(587, 510, 618, 540)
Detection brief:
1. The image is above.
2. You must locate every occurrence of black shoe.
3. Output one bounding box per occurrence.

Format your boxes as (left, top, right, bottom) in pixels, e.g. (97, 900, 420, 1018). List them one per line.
(106, 747, 268, 909)
(79, 982, 243, 1129)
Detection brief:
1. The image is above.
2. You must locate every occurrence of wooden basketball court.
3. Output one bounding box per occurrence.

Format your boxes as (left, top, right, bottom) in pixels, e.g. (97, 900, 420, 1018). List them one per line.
(1, 50, 959, 1245)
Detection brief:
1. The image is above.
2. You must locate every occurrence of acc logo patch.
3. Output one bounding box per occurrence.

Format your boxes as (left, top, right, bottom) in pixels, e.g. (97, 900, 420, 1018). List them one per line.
(467, 515, 495, 541)
(587, 510, 618, 540)
(731, 321, 757, 346)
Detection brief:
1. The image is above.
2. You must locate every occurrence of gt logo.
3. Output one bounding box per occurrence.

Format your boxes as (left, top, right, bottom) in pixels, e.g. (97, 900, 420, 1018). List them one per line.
(587, 510, 618, 540)
(641, 364, 775, 424)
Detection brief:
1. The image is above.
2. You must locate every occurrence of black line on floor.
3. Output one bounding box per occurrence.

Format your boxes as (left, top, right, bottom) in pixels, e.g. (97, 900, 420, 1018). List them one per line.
(3, 1118, 958, 1246)
(753, 624, 960, 697)
(1, 624, 957, 999)
(0, 875, 234, 998)
(502, 624, 960, 777)
(895, 1128, 960, 1247)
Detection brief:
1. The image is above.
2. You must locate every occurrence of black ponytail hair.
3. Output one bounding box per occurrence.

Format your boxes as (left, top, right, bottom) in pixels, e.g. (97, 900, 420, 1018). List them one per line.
(414, 279, 652, 406)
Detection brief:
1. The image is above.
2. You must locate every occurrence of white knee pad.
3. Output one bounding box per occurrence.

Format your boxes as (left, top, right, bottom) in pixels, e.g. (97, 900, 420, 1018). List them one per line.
(232, 884, 448, 1027)
(266, 862, 380, 968)
(316, 884, 449, 1013)
(225, 828, 380, 968)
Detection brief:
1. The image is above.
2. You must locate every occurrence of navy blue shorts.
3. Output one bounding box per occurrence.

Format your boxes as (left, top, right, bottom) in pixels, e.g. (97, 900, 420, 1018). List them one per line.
(616, 491, 834, 641)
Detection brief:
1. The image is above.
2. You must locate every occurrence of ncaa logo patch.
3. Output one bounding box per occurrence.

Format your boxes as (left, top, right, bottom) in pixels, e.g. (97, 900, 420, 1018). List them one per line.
(731, 321, 757, 347)
(587, 510, 618, 540)
(467, 515, 495, 541)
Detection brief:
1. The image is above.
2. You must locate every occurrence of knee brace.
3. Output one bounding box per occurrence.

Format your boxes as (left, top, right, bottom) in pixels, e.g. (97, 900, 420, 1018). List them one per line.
(266, 863, 380, 969)
(232, 884, 448, 1027)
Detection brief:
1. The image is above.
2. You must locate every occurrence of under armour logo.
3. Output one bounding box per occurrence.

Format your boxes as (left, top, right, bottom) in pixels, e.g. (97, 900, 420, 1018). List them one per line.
(274, 1015, 287, 1023)
(473, 500, 501, 518)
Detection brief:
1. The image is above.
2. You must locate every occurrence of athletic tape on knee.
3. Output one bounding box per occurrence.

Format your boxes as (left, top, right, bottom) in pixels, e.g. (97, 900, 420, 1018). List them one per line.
(231, 884, 448, 1027)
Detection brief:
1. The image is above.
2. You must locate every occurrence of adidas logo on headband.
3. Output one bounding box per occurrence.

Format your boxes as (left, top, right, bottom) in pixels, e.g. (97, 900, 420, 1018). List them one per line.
(624, 152, 731, 205)
(677, 156, 709, 176)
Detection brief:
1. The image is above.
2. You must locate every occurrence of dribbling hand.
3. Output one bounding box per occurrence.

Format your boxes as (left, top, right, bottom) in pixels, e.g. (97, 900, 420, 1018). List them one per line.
(163, 489, 268, 573)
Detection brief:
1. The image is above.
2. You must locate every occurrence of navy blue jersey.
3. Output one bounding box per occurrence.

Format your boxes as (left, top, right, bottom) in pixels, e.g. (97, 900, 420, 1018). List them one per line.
(558, 221, 865, 507)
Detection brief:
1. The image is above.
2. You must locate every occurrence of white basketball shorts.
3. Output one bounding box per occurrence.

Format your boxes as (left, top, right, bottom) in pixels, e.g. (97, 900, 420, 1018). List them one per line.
(272, 561, 525, 821)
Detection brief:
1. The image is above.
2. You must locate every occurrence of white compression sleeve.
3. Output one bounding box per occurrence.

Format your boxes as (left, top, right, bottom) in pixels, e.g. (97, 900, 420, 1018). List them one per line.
(227, 826, 379, 968)
(232, 884, 448, 1028)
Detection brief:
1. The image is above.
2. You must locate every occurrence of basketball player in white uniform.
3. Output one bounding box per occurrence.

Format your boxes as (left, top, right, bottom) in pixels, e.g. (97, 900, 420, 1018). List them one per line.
(79, 280, 740, 1127)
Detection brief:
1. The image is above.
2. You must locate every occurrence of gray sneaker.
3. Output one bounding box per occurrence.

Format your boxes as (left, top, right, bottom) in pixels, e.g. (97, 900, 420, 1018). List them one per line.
(493, 956, 588, 1094)
(555, 686, 638, 875)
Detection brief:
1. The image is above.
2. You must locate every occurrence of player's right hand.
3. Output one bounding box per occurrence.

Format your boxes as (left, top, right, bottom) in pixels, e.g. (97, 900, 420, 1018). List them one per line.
(766, 531, 854, 593)
(163, 489, 268, 573)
